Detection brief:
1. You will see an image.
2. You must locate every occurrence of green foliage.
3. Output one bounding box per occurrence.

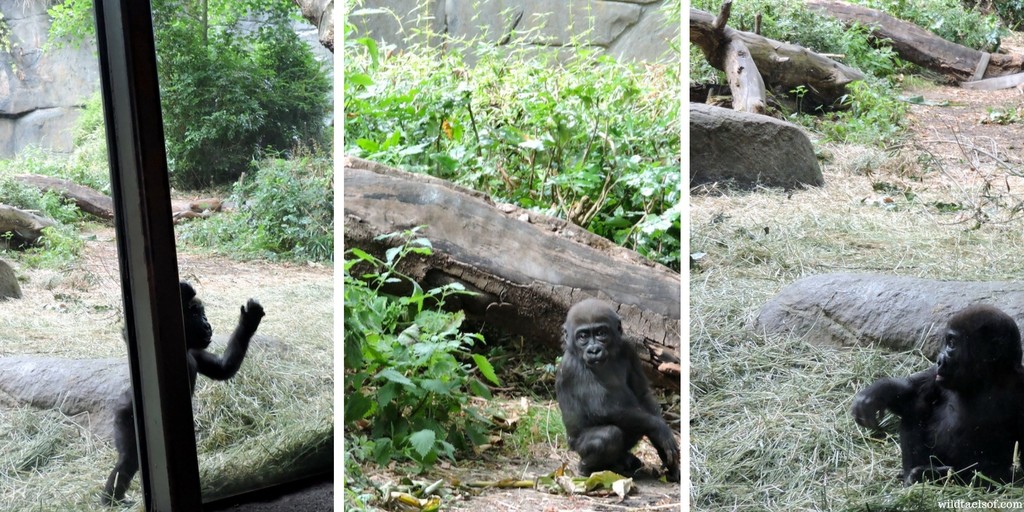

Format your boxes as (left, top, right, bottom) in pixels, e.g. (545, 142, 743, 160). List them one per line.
(0, 179, 81, 226)
(177, 151, 333, 262)
(0, 177, 85, 268)
(0, 11, 10, 55)
(987, 0, 1024, 30)
(344, 229, 499, 471)
(156, 13, 330, 189)
(18, 225, 84, 268)
(812, 80, 907, 145)
(864, 0, 1005, 51)
(48, 0, 331, 190)
(344, 31, 680, 269)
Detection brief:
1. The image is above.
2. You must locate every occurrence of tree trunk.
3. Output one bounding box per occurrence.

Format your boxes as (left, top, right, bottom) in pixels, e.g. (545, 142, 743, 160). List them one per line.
(13, 174, 114, 220)
(0, 204, 55, 247)
(293, 0, 334, 52)
(805, 0, 1024, 83)
(691, 4, 864, 109)
(343, 157, 681, 389)
(692, 1, 767, 113)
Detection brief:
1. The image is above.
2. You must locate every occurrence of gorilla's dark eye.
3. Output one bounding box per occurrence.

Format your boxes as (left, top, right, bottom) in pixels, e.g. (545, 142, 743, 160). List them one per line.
(595, 327, 608, 338)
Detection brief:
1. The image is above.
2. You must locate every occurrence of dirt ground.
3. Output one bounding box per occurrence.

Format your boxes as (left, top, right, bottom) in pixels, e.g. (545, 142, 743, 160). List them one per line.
(894, 32, 1024, 196)
(2, 223, 332, 359)
(363, 431, 681, 512)
(354, 388, 681, 512)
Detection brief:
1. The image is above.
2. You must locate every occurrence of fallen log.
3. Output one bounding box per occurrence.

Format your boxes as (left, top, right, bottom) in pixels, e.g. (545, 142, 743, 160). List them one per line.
(0, 204, 55, 247)
(13, 174, 114, 220)
(691, 5, 864, 109)
(806, 0, 1024, 83)
(692, 1, 766, 113)
(343, 157, 681, 389)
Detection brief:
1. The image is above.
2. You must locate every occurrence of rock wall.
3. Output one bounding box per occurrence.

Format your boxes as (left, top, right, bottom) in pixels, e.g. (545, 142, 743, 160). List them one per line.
(0, 0, 98, 157)
(350, 0, 679, 64)
(0, 2, 334, 158)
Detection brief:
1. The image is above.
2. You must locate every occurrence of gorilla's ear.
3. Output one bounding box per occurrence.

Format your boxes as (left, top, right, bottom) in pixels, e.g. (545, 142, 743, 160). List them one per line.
(179, 281, 197, 302)
(561, 325, 570, 349)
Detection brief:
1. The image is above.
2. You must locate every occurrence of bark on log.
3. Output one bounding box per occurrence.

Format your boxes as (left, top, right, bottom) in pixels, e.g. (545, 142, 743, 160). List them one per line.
(13, 174, 114, 220)
(805, 0, 1024, 83)
(293, 0, 334, 52)
(343, 157, 681, 389)
(0, 204, 55, 247)
(695, 1, 767, 113)
(691, 6, 864, 109)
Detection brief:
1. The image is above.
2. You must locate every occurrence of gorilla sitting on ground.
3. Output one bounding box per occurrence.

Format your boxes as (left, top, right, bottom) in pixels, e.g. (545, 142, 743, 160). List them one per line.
(556, 298, 679, 482)
(852, 304, 1024, 485)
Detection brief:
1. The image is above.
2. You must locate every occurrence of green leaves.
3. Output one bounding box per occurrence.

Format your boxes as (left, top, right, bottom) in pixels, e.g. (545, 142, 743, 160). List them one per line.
(343, 37, 680, 270)
(344, 229, 500, 471)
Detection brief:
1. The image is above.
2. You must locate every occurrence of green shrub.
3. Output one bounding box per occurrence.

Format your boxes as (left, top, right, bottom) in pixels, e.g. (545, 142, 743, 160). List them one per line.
(0, 177, 82, 226)
(177, 151, 333, 261)
(865, 0, 1005, 51)
(343, 230, 500, 471)
(49, 0, 331, 190)
(344, 27, 680, 269)
(157, 15, 330, 189)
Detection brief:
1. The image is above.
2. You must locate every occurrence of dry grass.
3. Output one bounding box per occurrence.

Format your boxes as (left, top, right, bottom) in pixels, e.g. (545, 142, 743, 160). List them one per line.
(691, 140, 1024, 510)
(0, 225, 332, 511)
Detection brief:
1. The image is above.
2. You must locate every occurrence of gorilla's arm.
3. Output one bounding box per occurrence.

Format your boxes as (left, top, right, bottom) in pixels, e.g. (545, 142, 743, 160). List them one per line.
(193, 300, 265, 380)
(624, 345, 662, 416)
(594, 358, 679, 472)
(851, 370, 932, 429)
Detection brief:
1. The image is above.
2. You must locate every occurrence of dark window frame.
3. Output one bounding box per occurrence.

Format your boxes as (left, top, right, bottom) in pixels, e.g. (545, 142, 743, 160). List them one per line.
(94, 0, 203, 509)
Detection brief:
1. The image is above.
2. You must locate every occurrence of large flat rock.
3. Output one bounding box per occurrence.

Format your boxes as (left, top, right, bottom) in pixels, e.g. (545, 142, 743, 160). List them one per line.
(753, 273, 1024, 358)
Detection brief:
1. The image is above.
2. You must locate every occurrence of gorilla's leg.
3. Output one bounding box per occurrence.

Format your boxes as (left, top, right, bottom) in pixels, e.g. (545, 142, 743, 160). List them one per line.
(101, 392, 139, 506)
(571, 425, 642, 476)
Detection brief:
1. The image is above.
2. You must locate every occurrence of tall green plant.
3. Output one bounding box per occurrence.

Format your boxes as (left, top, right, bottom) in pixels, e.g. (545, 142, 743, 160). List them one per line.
(49, 0, 331, 189)
(344, 29, 681, 270)
(344, 229, 500, 471)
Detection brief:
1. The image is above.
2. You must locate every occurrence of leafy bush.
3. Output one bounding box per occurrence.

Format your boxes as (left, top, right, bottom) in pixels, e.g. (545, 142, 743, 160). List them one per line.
(988, 0, 1024, 30)
(865, 0, 1005, 51)
(177, 151, 333, 261)
(49, 0, 331, 190)
(156, 13, 331, 189)
(343, 230, 500, 471)
(344, 26, 681, 270)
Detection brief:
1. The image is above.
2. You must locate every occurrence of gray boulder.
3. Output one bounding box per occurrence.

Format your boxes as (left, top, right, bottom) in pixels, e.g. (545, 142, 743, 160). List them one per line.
(0, 258, 20, 299)
(690, 103, 823, 190)
(0, 334, 284, 439)
(753, 273, 1024, 359)
(0, 357, 128, 439)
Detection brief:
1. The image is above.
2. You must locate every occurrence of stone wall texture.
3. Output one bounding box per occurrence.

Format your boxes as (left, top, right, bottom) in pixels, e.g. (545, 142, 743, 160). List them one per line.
(0, 0, 98, 156)
(0, 2, 333, 158)
(350, 0, 679, 64)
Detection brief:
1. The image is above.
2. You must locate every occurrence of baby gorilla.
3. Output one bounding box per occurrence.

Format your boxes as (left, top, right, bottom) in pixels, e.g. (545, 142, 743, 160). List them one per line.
(101, 281, 264, 506)
(852, 304, 1024, 485)
(556, 299, 680, 482)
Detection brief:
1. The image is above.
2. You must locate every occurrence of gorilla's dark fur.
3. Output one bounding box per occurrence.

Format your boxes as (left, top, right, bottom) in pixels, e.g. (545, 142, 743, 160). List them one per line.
(852, 304, 1024, 485)
(555, 299, 679, 482)
(101, 281, 264, 505)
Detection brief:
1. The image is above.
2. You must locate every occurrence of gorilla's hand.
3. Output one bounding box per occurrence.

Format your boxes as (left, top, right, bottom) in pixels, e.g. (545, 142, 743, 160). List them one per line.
(241, 299, 265, 332)
(851, 390, 887, 429)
